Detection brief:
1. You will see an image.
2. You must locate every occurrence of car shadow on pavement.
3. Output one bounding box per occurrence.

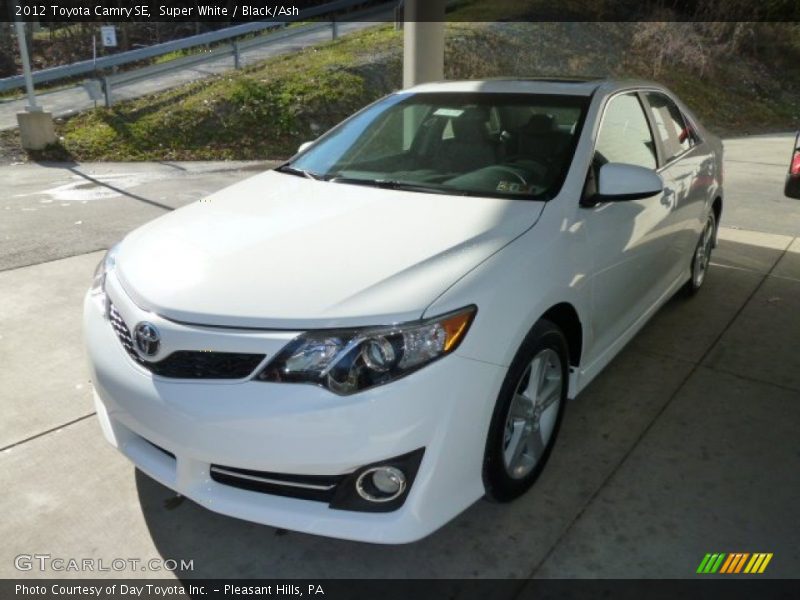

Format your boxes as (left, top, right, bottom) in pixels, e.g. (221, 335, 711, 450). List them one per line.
(66, 166, 175, 211)
(134, 234, 800, 580)
(134, 466, 503, 580)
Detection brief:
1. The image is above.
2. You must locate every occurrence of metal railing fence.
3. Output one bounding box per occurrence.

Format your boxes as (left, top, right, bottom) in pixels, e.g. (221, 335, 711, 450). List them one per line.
(0, 0, 390, 96)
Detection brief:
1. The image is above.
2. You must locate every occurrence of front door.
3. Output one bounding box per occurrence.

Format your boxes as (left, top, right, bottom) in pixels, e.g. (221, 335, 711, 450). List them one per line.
(581, 91, 673, 364)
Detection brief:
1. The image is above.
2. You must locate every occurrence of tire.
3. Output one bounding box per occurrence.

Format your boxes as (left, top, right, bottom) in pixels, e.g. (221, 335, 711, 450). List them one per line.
(686, 210, 717, 296)
(483, 319, 569, 503)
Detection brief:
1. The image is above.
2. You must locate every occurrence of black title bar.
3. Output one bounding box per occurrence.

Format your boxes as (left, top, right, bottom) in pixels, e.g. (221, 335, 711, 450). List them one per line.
(3, 578, 800, 600)
(2, 0, 800, 23)
(2, 0, 376, 23)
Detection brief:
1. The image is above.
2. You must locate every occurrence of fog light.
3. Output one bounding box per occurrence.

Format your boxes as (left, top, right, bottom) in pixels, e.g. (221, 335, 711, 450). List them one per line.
(329, 448, 423, 512)
(355, 466, 406, 502)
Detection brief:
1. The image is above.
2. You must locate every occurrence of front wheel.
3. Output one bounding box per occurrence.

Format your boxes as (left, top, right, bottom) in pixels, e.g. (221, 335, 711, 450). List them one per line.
(686, 211, 717, 295)
(483, 319, 568, 502)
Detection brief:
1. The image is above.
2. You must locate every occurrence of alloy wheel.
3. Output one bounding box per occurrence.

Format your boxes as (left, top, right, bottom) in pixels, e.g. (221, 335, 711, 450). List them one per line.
(502, 348, 563, 479)
(693, 214, 715, 289)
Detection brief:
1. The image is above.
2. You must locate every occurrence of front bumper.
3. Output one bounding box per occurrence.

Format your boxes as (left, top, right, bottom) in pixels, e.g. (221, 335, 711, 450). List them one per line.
(83, 279, 507, 543)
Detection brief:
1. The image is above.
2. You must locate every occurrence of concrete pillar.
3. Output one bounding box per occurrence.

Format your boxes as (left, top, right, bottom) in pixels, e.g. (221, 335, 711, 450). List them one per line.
(17, 111, 57, 150)
(14, 16, 57, 150)
(402, 0, 446, 89)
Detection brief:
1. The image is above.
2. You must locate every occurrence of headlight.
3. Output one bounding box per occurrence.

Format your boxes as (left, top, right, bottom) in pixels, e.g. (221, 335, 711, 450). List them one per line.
(90, 243, 120, 301)
(256, 305, 476, 395)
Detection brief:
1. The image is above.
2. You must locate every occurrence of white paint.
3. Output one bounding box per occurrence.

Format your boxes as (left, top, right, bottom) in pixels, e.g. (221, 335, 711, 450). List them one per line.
(85, 79, 724, 544)
(116, 170, 542, 328)
(29, 172, 168, 202)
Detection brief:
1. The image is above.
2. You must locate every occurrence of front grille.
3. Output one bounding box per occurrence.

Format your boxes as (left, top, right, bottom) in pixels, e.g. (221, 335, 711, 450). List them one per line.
(108, 303, 266, 379)
(210, 464, 346, 503)
(109, 303, 143, 364)
(144, 351, 265, 379)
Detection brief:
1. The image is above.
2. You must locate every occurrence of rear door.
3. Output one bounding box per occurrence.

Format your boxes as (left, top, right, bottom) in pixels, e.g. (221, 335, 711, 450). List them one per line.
(641, 91, 707, 285)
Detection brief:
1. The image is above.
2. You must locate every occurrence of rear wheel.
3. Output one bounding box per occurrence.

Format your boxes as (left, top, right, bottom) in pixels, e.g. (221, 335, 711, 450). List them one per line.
(483, 319, 568, 502)
(686, 211, 716, 295)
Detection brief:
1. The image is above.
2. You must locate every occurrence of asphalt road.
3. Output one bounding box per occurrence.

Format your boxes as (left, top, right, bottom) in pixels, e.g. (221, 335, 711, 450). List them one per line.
(1, 160, 277, 271)
(0, 18, 386, 131)
(1, 135, 797, 273)
(1, 135, 799, 580)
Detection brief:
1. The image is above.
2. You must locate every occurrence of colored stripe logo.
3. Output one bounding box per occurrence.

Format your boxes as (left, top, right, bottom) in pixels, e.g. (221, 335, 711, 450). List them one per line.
(697, 553, 773, 574)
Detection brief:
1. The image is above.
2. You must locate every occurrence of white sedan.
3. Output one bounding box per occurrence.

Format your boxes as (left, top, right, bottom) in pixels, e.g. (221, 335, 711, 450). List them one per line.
(84, 78, 723, 543)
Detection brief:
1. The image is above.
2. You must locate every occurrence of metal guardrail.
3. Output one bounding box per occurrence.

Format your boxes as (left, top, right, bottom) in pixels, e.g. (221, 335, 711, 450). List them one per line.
(0, 0, 383, 94)
(97, 1, 393, 107)
(99, 19, 336, 106)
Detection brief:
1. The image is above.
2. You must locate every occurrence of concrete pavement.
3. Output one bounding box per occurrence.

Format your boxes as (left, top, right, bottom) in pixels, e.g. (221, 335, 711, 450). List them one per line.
(1, 135, 799, 581)
(537, 232, 800, 578)
(720, 133, 799, 237)
(2, 160, 278, 450)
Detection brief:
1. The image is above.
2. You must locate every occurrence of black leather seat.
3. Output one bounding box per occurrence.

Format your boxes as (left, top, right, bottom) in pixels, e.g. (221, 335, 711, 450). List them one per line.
(516, 113, 571, 163)
(439, 108, 497, 173)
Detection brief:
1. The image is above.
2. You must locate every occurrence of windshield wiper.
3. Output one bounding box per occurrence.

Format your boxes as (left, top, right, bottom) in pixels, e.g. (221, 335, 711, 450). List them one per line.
(275, 164, 324, 180)
(328, 177, 458, 195)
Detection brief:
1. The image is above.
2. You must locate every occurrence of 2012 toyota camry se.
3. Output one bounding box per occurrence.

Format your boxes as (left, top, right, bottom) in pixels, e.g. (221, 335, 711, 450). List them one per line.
(84, 78, 723, 543)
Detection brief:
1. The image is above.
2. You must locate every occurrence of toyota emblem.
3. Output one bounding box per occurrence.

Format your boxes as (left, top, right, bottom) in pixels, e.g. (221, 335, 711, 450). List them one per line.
(133, 322, 161, 357)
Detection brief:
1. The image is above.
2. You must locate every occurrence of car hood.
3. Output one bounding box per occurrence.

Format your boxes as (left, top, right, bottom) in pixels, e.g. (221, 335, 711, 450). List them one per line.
(115, 170, 543, 329)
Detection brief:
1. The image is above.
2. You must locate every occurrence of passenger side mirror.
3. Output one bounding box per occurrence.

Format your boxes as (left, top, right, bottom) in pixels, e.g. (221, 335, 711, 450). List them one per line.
(297, 141, 314, 154)
(596, 163, 664, 202)
(785, 132, 800, 199)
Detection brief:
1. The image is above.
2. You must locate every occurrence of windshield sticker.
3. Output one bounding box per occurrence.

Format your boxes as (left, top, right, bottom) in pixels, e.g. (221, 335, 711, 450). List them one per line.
(433, 108, 464, 118)
(496, 181, 536, 194)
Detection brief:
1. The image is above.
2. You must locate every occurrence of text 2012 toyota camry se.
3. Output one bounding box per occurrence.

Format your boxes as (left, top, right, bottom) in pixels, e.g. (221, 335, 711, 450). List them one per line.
(84, 78, 722, 543)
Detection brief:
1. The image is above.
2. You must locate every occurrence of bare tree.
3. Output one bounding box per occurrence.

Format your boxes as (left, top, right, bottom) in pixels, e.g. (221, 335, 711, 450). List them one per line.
(0, 23, 16, 77)
(632, 18, 710, 77)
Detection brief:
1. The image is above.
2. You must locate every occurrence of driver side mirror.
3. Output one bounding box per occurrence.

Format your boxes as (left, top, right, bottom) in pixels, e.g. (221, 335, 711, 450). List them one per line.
(785, 132, 800, 199)
(596, 162, 664, 202)
(297, 141, 314, 154)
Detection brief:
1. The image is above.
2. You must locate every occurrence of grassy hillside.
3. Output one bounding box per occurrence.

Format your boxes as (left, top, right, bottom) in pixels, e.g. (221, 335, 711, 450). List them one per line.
(5, 21, 800, 162)
(54, 26, 402, 161)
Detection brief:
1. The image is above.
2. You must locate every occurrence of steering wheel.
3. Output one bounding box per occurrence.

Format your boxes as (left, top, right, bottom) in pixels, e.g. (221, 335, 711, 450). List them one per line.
(483, 165, 529, 186)
(504, 154, 551, 168)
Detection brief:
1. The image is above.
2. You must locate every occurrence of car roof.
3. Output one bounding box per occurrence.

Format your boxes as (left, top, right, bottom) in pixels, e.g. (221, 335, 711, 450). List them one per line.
(403, 78, 664, 98)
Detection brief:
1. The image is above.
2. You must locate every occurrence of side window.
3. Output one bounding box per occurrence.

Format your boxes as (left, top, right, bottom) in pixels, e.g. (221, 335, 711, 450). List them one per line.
(595, 93, 657, 170)
(644, 92, 695, 163)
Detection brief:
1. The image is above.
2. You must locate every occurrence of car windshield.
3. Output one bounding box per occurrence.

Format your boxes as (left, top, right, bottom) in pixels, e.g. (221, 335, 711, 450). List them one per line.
(283, 92, 590, 200)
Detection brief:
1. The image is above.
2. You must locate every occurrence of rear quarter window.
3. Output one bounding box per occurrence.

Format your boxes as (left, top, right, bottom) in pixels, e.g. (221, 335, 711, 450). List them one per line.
(644, 92, 696, 163)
